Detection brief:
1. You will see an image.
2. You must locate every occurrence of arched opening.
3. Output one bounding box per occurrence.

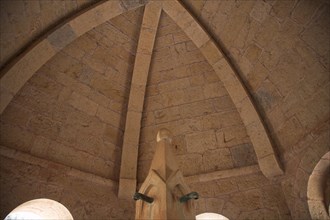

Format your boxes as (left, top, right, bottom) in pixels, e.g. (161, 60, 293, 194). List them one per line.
(307, 152, 330, 220)
(196, 212, 229, 220)
(5, 198, 73, 220)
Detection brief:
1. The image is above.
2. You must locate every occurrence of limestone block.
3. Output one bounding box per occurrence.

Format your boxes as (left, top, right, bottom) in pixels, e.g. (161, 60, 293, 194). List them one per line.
(127, 84, 146, 112)
(258, 154, 284, 178)
(203, 82, 227, 99)
(222, 201, 240, 220)
(0, 124, 35, 153)
(230, 143, 258, 167)
(213, 95, 236, 113)
(69, 1, 124, 36)
(131, 52, 152, 86)
(103, 125, 123, 146)
(27, 115, 61, 140)
(158, 78, 190, 93)
(68, 92, 98, 116)
(230, 189, 263, 212)
(177, 153, 203, 176)
(291, 0, 322, 25)
(123, 111, 142, 145)
(236, 97, 260, 126)
(47, 24, 77, 51)
(300, 148, 322, 174)
(0, 87, 13, 113)
(1, 39, 56, 99)
(118, 177, 137, 199)
(246, 121, 274, 158)
(200, 40, 223, 65)
(185, 130, 217, 153)
(203, 148, 234, 172)
(236, 173, 270, 191)
(1, 103, 32, 128)
(271, 0, 295, 21)
(216, 125, 250, 148)
(154, 106, 181, 124)
(180, 100, 215, 118)
(183, 86, 205, 103)
(249, 1, 272, 22)
(141, 2, 161, 30)
(213, 58, 237, 85)
(160, 90, 185, 107)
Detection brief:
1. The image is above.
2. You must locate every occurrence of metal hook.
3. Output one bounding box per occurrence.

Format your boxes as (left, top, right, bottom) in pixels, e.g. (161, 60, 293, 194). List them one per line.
(179, 192, 199, 203)
(133, 192, 154, 204)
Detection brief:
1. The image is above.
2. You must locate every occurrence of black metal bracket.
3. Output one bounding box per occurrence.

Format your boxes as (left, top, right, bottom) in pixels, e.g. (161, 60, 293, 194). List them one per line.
(133, 192, 154, 204)
(179, 192, 199, 203)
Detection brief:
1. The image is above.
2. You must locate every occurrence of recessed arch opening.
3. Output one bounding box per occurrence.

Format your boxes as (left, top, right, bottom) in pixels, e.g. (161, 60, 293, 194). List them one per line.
(5, 198, 73, 220)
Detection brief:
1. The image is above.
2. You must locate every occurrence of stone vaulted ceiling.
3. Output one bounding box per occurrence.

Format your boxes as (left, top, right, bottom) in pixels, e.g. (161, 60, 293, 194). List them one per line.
(0, 0, 329, 220)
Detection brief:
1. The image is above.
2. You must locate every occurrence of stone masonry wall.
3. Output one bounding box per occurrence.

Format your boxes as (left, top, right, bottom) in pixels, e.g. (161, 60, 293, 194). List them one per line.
(0, 0, 96, 68)
(182, 0, 330, 218)
(0, 154, 135, 219)
(0, 7, 144, 181)
(138, 12, 258, 182)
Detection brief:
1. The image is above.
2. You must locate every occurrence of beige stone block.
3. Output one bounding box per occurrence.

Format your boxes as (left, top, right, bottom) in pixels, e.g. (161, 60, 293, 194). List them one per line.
(244, 43, 262, 64)
(137, 27, 158, 55)
(158, 78, 190, 93)
(27, 115, 61, 140)
(213, 58, 237, 85)
(299, 148, 321, 174)
(225, 83, 248, 106)
(185, 130, 217, 153)
(124, 111, 142, 145)
(183, 86, 205, 103)
(307, 174, 324, 200)
(132, 52, 152, 86)
(47, 24, 77, 51)
(200, 40, 223, 65)
(213, 95, 236, 113)
(161, 90, 185, 107)
(88, 90, 111, 108)
(203, 82, 227, 99)
(236, 97, 260, 126)
(103, 125, 123, 146)
(96, 106, 122, 128)
(291, 0, 322, 25)
(184, 20, 210, 48)
(180, 100, 215, 118)
(31, 136, 51, 158)
(1, 103, 32, 128)
(68, 92, 98, 116)
(217, 125, 250, 148)
(250, 1, 272, 22)
(0, 87, 13, 114)
(246, 121, 274, 158)
(141, 1, 162, 30)
(154, 106, 181, 124)
(120, 143, 138, 177)
(271, 0, 295, 21)
(203, 148, 234, 172)
(177, 153, 203, 176)
(1, 40, 56, 95)
(127, 84, 146, 112)
(69, 1, 124, 36)
(0, 124, 35, 152)
(258, 154, 284, 178)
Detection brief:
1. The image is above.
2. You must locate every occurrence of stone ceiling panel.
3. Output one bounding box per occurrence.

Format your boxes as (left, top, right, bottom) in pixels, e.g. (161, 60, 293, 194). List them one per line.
(0, 6, 145, 181)
(138, 12, 257, 183)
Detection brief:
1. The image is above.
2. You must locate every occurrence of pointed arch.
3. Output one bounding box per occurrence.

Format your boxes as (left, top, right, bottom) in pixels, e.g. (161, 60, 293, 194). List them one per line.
(161, 0, 283, 179)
